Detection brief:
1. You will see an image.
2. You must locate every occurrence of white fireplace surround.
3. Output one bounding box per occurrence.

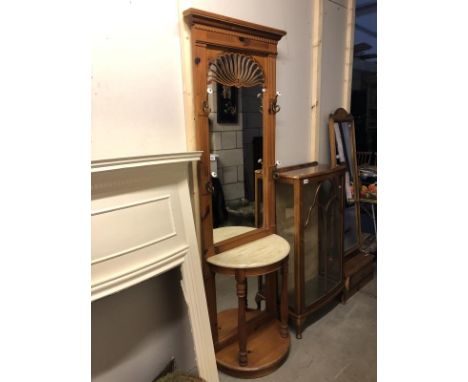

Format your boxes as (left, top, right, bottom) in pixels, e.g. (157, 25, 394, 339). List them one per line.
(91, 152, 218, 382)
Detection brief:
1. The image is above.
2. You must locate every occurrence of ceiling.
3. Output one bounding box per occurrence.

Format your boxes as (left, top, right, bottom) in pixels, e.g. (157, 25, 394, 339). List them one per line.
(354, 0, 377, 66)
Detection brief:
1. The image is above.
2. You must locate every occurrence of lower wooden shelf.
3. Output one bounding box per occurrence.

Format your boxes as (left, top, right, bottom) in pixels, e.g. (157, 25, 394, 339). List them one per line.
(215, 309, 290, 379)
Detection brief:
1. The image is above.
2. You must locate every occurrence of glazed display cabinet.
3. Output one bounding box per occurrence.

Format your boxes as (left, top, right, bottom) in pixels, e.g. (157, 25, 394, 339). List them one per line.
(275, 163, 346, 338)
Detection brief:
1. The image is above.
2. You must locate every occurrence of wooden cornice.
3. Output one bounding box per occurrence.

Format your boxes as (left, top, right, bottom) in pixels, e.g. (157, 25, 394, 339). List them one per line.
(183, 8, 286, 42)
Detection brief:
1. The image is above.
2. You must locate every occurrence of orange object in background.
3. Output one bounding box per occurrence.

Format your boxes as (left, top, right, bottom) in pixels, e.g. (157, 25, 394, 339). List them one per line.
(360, 183, 376, 199)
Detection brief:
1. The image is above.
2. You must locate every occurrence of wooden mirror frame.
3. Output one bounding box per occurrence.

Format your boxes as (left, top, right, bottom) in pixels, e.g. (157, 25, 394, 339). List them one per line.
(328, 107, 362, 256)
(184, 8, 286, 259)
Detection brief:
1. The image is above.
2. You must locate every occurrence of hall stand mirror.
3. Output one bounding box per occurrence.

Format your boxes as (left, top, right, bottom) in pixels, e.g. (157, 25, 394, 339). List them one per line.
(184, 9, 289, 378)
(328, 108, 375, 302)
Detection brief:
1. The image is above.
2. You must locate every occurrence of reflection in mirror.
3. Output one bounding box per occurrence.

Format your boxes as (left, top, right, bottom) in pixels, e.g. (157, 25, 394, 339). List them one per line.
(329, 110, 361, 255)
(208, 82, 264, 244)
(333, 122, 355, 201)
(334, 121, 358, 252)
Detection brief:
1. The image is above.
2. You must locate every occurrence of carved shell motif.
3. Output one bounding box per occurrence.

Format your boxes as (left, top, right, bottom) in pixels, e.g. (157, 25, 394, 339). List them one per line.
(207, 52, 264, 88)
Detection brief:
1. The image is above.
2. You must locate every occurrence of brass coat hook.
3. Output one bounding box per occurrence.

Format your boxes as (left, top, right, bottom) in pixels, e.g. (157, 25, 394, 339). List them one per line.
(269, 91, 281, 114)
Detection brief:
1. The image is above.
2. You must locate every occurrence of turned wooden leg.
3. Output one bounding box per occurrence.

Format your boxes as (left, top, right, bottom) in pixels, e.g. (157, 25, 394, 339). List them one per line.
(341, 277, 350, 304)
(236, 270, 248, 367)
(245, 277, 248, 310)
(255, 275, 263, 310)
(295, 317, 304, 339)
(280, 259, 289, 338)
(265, 272, 278, 316)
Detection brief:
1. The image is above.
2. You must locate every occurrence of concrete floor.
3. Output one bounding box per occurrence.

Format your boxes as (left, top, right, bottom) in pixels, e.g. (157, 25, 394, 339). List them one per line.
(216, 269, 376, 382)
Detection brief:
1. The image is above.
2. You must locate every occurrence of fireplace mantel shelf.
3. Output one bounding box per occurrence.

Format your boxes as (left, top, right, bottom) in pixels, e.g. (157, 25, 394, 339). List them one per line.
(91, 151, 202, 173)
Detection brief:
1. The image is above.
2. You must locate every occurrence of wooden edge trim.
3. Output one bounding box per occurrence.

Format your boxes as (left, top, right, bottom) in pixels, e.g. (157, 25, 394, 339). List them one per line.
(277, 161, 320, 173)
(208, 261, 283, 277)
(277, 165, 347, 180)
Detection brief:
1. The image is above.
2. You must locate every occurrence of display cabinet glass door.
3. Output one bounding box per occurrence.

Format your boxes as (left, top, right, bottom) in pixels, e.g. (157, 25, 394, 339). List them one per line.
(302, 176, 342, 308)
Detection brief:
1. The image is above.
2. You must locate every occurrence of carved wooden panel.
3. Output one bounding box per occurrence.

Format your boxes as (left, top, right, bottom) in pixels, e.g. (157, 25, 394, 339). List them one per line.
(208, 52, 265, 87)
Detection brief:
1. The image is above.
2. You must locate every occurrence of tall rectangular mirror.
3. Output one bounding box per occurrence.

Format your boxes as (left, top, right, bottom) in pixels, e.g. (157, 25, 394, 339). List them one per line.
(209, 82, 264, 244)
(328, 108, 362, 256)
(204, 51, 268, 250)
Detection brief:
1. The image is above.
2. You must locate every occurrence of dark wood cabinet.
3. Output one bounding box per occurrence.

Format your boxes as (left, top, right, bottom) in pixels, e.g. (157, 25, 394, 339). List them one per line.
(275, 163, 346, 339)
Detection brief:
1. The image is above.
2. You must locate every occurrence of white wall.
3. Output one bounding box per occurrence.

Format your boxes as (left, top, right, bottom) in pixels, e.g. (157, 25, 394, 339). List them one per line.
(318, 0, 350, 164)
(91, 2, 197, 380)
(179, 0, 314, 167)
(91, 1, 187, 160)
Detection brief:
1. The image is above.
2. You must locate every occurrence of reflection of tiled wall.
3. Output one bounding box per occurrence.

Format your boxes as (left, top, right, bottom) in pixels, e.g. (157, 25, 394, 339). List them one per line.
(208, 86, 263, 204)
(209, 85, 245, 203)
(242, 86, 263, 201)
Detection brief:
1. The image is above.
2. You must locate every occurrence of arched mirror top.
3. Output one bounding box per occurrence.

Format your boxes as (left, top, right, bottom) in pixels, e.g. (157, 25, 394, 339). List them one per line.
(207, 52, 265, 88)
(330, 107, 354, 123)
